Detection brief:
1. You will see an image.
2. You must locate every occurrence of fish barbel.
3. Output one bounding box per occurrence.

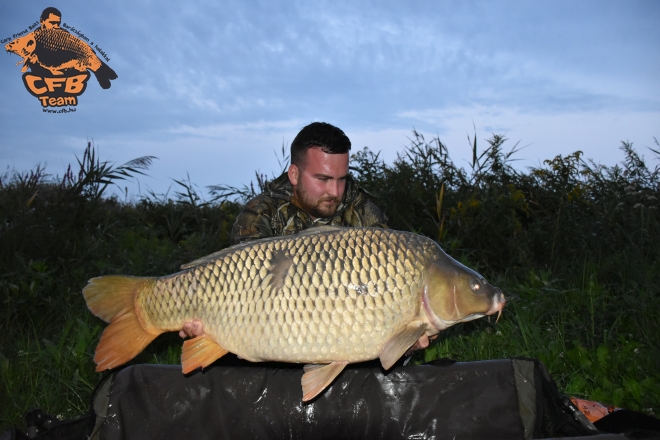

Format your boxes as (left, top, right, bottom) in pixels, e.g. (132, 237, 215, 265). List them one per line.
(83, 226, 505, 400)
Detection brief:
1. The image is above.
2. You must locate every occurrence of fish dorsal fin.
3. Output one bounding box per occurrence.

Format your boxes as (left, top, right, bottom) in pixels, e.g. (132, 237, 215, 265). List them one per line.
(296, 225, 345, 236)
(180, 240, 255, 270)
(379, 322, 426, 370)
(181, 226, 344, 270)
(301, 361, 349, 401)
(181, 334, 229, 374)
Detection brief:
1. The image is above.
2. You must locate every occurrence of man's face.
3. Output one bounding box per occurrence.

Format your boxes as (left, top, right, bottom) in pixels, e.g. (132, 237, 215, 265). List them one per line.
(288, 147, 349, 219)
(41, 13, 61, 29)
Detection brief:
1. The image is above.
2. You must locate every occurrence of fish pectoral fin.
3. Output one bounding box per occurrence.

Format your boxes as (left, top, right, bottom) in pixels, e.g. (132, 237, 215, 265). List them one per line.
(181, 335, 229, 374)
(379, 322, 427, 370)
(301, 361, 349, 402)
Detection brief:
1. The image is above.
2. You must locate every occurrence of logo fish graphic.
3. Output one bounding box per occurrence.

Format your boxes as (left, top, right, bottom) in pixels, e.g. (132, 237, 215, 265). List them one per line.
(6, 28, 117, 89)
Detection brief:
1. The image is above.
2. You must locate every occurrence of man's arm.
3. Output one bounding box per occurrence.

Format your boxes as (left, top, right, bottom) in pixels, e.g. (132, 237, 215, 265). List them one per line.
(342, 195, 389, 229)
(360, 199, 389, 228)
(229, 195, 277, 245)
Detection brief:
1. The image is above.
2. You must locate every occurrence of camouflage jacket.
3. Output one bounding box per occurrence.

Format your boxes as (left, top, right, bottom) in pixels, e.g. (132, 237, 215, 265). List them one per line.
(230, 172, 388, 245)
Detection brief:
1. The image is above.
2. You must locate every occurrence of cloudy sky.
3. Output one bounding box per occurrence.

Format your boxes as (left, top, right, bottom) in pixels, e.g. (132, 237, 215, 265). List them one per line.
(1, 1, 658, 198)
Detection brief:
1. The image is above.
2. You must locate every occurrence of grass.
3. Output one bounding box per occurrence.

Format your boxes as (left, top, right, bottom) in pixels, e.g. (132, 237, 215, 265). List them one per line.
(412, 271, 660, 413)
(1, 135, 659, 431)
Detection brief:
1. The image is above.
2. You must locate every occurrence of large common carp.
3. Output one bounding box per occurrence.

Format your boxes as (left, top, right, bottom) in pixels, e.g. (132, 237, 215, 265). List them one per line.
(83, 226, 505, 401)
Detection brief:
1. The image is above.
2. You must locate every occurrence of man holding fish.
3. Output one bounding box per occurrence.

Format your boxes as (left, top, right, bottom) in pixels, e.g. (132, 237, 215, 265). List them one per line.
(82, 121, 505, 401)
(179, 122, 443, 352)
(182, 125, 387, 323)
(179, 122, 446, 353)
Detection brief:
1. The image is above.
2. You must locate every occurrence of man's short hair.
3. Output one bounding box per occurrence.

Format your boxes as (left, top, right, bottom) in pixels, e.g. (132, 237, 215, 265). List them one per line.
(290, 122, 351, 167)
(40, 7, 62, 22)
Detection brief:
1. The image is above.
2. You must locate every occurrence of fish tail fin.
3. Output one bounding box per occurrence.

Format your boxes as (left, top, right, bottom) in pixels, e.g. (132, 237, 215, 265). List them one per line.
(93, 62, 118, 89)
(83, 275, 159, 371)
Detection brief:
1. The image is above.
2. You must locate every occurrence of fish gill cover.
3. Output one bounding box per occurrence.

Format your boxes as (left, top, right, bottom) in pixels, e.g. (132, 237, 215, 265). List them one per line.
(3, 6, 117, 111)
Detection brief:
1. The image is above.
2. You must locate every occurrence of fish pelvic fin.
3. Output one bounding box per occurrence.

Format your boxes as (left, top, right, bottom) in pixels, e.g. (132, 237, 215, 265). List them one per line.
(301, 361, 348, 402)
(181, 335, 229, 374)
(83, 275, 159, 371)
(379, 322, 426, 370)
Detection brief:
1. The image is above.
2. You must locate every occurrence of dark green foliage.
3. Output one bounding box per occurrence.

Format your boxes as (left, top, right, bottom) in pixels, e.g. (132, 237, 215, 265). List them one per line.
(352, 132, 659, 289)
(1, 134, 659, 431)
(0, 143, 239, 429)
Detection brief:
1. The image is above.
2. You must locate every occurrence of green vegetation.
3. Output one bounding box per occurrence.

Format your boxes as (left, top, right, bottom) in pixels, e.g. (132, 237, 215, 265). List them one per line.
(1, 135, 659, 431)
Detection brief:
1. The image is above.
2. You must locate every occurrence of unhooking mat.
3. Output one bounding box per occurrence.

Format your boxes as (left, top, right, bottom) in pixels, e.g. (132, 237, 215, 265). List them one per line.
(7, 357, 655, 439)
(86, 357, 619, 440)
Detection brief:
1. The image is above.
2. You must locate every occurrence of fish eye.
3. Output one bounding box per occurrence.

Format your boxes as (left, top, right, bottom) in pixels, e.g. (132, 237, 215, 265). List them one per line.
(470, 280, 481, 291)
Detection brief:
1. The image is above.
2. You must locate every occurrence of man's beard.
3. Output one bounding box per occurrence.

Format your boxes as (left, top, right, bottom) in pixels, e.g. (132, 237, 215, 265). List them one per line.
(295, 183, 341, 219)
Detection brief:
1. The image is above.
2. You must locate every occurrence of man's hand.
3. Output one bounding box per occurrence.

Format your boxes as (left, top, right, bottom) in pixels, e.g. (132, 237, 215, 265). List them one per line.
(406, 334, 438, 355)
(179, 319, 205, 339)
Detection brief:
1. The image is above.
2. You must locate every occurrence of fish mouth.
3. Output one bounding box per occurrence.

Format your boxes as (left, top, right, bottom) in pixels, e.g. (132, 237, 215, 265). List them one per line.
(485, 288, 506, 323)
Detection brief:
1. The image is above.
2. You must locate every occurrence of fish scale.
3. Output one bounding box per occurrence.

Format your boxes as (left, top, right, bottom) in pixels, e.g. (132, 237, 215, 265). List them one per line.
(141, 228, 419, 363)
(38, 29, 89, 55)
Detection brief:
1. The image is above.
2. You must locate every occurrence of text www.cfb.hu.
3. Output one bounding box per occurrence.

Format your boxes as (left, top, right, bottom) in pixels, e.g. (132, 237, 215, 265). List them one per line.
(42, 107, 76, 113)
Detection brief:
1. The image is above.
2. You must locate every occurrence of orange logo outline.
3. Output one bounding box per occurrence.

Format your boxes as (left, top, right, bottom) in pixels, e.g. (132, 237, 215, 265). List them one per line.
(4, 7, 117, 110)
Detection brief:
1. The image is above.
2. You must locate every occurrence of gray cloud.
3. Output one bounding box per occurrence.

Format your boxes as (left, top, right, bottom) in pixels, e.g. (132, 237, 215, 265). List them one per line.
(1, 0, 658, 194)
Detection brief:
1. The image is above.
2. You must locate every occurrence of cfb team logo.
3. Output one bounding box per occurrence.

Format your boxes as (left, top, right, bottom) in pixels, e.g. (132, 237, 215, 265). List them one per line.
(4, 7, 117, 111)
